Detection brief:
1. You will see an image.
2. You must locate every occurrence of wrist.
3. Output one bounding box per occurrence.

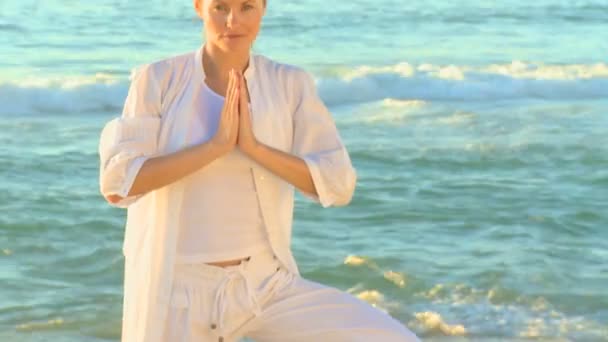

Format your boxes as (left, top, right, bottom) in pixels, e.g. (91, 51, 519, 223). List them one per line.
(243, 139, 262, 158)
(208, 138, 229, 156)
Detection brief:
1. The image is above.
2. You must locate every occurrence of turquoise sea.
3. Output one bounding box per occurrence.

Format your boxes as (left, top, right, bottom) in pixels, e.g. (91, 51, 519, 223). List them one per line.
(1, 1, 607, 340)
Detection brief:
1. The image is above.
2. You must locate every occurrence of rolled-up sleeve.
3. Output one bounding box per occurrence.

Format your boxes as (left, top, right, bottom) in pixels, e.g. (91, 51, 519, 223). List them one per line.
(291, 69, 357, 207)
(98, 63, 162, 208)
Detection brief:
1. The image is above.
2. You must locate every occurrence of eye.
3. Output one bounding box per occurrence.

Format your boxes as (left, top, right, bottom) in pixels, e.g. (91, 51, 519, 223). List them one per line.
(214, 4, 228, 11)
(243, 4, 254, 10)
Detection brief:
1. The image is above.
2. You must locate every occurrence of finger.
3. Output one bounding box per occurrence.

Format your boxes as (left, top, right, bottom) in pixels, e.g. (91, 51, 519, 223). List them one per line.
(239, 74, 248, 120)
(224, 70, 234, 113)
(228, 69, 235, 94)
(230, 69, 237, 94)
(233, 72, 240, 115)
(230, 71, 240, 123)
(229, 73, 239, 138)
(225, 71, 236, 126)
(229, 70, 238, 108)
(238, 72, 245, 103)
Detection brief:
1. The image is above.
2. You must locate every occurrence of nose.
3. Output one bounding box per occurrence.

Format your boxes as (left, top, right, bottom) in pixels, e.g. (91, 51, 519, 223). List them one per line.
(226, 9, 239, 27)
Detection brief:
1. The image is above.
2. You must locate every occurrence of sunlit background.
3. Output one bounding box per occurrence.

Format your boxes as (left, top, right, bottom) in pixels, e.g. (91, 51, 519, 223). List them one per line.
(1, 0, 607, 340)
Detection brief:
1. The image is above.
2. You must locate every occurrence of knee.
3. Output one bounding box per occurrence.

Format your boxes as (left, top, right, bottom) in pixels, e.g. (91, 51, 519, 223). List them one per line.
(354, 303, 421, 341)
(331, 328, 421, 342)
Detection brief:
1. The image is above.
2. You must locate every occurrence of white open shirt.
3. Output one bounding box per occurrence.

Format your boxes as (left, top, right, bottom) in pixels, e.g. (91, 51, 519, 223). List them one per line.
(98, 44, 357, 342)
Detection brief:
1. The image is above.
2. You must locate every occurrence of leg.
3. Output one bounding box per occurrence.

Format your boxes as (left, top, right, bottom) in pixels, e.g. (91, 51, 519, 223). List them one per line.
(243, 275, 421, 342)
(162, 297, 216, 342)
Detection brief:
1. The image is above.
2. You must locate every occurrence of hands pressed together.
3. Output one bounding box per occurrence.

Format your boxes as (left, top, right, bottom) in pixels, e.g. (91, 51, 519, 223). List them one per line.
(211, 68, 259, 156)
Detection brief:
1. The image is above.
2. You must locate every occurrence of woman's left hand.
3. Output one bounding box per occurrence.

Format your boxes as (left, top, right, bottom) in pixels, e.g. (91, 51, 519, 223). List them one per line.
(237, 71, 259, 155)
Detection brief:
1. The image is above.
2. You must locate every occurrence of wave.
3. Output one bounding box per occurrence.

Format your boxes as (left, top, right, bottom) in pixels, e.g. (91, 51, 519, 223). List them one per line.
(341, 253, 608, 339)
(319, 61, 608, 106)
(1, 61, 607, 115)
(412, 4, 608, 25)
(413, 311, 467, 336)
(0, 73, 128, 116)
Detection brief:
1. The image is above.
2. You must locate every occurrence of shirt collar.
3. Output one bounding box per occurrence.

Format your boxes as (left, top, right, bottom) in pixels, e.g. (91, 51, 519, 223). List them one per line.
(194, 43, 256, 82)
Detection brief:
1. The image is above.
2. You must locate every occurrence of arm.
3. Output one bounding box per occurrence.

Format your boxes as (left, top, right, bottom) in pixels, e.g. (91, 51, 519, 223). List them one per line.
(235, 71, 317, 197)
(100, 65, 240, 208)
(289, 69, 357, 207)
(243, 142, 317, 197)
(238, 68, 356, 207)
(106, 139, 226, 203)
(98, 63, 163, 208)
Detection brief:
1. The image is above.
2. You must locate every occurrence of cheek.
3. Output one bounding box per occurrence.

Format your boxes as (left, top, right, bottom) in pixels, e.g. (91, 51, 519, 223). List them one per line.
(204, 14, 225, 34)
(245, 15, 263, 32)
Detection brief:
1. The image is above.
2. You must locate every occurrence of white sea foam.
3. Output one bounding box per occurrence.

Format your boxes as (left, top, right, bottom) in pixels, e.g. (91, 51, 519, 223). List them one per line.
(412, 282, 608, 339)
(2, 61, 606, 115)
(413, 311, 468, 336)
(319, 61, 608, 106)
(343, 254, 379, 270)
(16, 317, 65, 332)
(346, 284, 402, 315)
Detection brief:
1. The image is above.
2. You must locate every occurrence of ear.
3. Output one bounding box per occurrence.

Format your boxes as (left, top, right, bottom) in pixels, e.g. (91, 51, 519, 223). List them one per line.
(193, 0, 204, 20)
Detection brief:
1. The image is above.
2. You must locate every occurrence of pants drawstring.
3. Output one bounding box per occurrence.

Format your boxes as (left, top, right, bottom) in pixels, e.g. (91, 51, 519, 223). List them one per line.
(210, 258, 262, 341)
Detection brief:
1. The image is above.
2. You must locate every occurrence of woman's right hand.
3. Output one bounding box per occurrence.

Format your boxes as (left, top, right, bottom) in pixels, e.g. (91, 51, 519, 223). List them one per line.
(211, 69, 240, 153)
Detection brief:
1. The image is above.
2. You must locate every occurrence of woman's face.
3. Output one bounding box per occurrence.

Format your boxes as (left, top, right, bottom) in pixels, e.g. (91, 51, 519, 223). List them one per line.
(194, 0, 266, 52)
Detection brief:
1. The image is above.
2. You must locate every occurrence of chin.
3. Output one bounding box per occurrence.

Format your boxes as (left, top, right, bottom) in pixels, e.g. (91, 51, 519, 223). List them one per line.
(220, 40, 251, 52)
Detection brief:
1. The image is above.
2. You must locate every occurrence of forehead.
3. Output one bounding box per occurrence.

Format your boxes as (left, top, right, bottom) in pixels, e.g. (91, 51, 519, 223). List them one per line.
(208, 0, 257, 3)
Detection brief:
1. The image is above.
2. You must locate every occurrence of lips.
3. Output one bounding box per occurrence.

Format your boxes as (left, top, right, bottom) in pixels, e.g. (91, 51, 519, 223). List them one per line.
(224, 34, 244, 38)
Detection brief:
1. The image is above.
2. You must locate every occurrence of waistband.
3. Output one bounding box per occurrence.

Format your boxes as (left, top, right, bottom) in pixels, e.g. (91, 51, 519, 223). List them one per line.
(175, 242, 270, 266)
(172, 247, 281, 341)
(173, 246, 279, 282)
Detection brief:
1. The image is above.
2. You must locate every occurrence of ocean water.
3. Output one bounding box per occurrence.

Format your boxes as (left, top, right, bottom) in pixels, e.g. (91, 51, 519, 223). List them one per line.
(1, 0, 607, 341)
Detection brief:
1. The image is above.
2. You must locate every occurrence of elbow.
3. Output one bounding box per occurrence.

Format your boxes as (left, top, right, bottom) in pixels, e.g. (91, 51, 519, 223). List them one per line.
(302, 154, 357, 208)
(99, 155, 148, 208)
(317, 166, 356, 208)
(333, 167, 357, 207)
(334, 189, 355, 207)
(100, 178, 141, 209)
(105, 194, 124, 204)
(100, 189, 141, 209)
(99, 174, 135, 209)
(99, 171, 126, 205)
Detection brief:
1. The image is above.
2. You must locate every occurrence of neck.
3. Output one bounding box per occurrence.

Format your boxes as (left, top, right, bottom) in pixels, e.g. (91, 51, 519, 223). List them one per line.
(202, 43, 251, 80)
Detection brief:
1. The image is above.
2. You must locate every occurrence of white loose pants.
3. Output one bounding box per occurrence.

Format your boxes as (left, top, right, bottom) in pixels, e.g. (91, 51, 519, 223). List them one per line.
(162, 248, 420, 342)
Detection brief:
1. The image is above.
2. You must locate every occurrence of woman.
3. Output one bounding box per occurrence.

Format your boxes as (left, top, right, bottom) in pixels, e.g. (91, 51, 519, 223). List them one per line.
(98, 0, 420, 341)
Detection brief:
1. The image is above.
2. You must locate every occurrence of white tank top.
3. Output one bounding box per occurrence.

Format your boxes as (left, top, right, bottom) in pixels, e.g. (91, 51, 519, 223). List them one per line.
(175, 80, 271, 264)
